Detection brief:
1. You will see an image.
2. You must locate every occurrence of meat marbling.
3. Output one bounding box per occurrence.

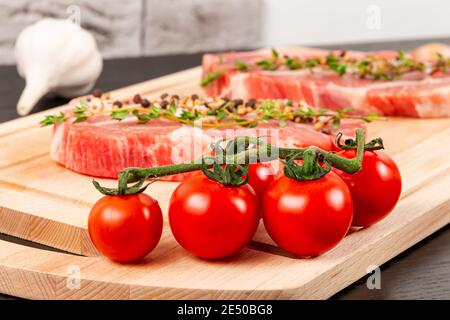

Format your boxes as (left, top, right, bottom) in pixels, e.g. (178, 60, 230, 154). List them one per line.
(50, 107, 364, 181)
(202, 47, 450, 118)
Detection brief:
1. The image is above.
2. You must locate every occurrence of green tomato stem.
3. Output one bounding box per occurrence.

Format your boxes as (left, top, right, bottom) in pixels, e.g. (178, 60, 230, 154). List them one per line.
(94, 128, 366, 195)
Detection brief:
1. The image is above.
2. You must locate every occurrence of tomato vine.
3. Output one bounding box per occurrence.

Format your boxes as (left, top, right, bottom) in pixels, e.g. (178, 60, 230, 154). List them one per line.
(92, 128, 383, 196)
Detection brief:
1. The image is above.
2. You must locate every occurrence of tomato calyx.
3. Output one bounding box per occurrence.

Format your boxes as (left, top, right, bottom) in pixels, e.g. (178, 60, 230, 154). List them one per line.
(93, 171, 156, 196)
(283, 149, 331, 181)
(201, 159, 250, 187)
(281, 128, 368, 182)
(200, 136, 270, 186)
(335, 132, 384, 151)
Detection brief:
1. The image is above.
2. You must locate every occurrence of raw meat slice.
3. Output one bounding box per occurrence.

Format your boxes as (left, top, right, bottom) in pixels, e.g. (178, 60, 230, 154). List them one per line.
(50, 115, 363, 182)
(202, 47, 450, 118)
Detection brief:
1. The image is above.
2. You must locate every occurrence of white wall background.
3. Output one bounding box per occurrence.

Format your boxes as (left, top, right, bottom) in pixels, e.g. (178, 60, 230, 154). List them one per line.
(263, 0, 450, 47)
(0, 0, 263, 65)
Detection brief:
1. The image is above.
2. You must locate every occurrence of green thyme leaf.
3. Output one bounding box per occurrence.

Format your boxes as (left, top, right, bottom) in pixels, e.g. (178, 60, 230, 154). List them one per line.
(362, 113, 381, 122)
(271, 48, 279, 59)
(305, 59, 319, 68)
(217, 110, 227, 120)
(73, 103, 89, 123)
(74, 107, 86, 115)
(132, 109, 159, 124)
(358, 60, 370, 67)
(326, 55, 347, 76)
(397, 50, 406, 61)
(256, 59, 277, 70)
(79, 99, 90, 110)
(168, 100, 177, 114)
(73, 115, 88, 123)
(180, 110, 200, 121)
(326, 54, 339, 64)
(285, 56, 303, 70)
(39, 112, 66, 127)
(235, 60, 249, 71)
(111, 109, 130, 121)
(336, 64, 347, 76)
(416, 62, 425, 71)
(200, 71, 223, 87)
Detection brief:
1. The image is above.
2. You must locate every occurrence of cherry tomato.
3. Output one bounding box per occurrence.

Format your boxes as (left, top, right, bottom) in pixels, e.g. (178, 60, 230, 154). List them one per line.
(247, 162, 276, 200)
(263, 172, 353, 257)
(334, 150, 402, 227)
(169, 175, 259, 259)
(88, 193, 163, 262)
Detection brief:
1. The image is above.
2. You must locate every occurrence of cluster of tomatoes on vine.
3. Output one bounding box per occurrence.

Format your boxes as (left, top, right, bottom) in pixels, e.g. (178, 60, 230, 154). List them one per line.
(88, 130, 401, 263)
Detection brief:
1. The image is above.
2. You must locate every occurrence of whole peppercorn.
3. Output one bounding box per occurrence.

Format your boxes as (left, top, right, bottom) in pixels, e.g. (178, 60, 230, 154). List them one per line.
(161, 93, 169, 100)
(191, 94, 199, 101)
(171, 94, 180, 100)
(160, 100, 169, 109)
(245, 98, 257, 108)
(92, 89, 103, 98)
(112, 101, 123, 108)
(226, 103, 235, 112)
(233, 99, 244, 106)
(140, 98, 150, 108)
(133, 94, 142, 104)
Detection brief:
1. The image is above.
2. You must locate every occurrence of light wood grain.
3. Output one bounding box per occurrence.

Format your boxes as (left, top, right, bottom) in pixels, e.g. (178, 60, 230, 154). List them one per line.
(0, 66, 449, 299)
(0, 171, 448, 299)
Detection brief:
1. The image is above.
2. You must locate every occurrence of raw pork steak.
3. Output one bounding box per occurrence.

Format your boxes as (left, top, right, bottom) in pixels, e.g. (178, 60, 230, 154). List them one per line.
(50, 107, 364, 181)
(202, 47, 450, 118)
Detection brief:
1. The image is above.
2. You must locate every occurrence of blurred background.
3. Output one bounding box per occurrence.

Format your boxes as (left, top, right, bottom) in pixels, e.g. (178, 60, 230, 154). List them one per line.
(1, 0, 450, 65)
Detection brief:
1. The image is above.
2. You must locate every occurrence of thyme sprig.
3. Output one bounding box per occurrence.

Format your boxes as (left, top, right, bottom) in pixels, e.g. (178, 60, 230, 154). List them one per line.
(40, 94, 381, 130)
(40, 112, 66, 126)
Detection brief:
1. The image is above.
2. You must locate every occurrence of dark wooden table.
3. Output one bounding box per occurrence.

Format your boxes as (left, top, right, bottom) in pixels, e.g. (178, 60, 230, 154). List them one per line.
(1, 38, 449, 300)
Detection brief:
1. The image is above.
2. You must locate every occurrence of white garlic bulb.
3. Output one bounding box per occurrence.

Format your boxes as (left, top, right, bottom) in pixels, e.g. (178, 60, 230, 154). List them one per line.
(15, 18, 103, 116)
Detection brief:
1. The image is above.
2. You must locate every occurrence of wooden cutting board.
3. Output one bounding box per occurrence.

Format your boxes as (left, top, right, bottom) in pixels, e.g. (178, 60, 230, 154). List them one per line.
(0, 66, 450, 299)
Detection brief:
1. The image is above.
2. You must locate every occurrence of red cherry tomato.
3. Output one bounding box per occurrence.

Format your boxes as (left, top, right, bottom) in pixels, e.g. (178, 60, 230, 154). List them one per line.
(88, 193, 163, 262)
(169, 175, 259, 259)
(334, 150, 402, 227)
(247, 162, 276, 200)
(263, 172, 353, 257)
